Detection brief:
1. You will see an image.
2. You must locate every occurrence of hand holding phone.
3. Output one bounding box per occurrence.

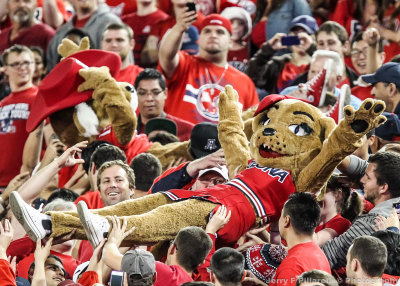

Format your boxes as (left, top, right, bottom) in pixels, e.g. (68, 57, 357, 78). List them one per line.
(110, 270, 124, 286)
(393, 202, 400, 214)
(186, 2, 196, 12)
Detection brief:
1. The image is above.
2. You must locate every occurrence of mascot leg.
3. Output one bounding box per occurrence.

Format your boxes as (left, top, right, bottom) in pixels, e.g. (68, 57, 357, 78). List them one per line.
(50, 193, 172, 239)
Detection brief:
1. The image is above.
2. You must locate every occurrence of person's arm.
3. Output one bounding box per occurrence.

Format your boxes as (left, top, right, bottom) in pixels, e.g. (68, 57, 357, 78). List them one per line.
(0, 220, 16, 285)
(158, 8, 197, 79)
(31, 238, 53, 286)
(78, 239, 107, 286)
(140, 35, 161, 68)
(322, 214, 376, 269)
(0, 0, 7, 24)
(313, 228, 338, 246)
(21, 122, 44, 175)
(42, 0, 64, 28)
(363, 28, 382, 74)
(102, 216, 135, 271)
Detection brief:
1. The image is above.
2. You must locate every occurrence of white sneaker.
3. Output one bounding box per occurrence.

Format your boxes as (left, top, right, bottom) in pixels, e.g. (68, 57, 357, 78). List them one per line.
(77, 201, 110, 247)
(9, 191, 48, 241)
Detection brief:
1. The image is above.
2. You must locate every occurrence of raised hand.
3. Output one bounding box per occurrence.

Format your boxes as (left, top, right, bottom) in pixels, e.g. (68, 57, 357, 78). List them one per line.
(55, 141, 87, 168)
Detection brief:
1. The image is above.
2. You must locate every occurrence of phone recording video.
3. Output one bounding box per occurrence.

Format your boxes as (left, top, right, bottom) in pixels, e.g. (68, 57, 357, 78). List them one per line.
(281, 35, 300, 46)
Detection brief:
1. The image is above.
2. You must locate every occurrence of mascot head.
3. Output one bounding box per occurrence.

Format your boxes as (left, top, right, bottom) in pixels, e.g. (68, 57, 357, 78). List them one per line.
(250, 95, 336, 178)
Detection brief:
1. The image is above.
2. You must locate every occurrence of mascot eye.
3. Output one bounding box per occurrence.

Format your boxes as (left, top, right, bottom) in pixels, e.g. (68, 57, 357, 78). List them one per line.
(259, 114, 270, 126)
(288, 123, 312, 136)
(125, 84, 135, 93)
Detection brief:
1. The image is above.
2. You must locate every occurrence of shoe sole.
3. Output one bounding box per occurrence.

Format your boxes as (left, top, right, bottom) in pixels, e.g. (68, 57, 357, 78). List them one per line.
(338, 84, 351, 121)
(9, 192, 42, 241)
(77, 201, 100, 247)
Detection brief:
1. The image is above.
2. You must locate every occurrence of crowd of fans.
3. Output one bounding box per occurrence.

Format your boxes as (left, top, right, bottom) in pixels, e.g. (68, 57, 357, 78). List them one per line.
(1, 0, 400, 285)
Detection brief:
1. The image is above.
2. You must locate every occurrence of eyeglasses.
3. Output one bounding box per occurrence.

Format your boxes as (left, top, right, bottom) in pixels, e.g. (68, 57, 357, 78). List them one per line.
(350, 48, 367, 58)
(137, 89, 164, 97)
(7, 61, 34, 69)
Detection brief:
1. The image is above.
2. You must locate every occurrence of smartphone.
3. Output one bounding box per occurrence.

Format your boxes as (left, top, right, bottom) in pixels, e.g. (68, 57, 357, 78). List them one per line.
(281, 35, 300, 46)
(110, 270, 124, 286)
(393, 202, 400, 214)
(186, 2, 196, 12)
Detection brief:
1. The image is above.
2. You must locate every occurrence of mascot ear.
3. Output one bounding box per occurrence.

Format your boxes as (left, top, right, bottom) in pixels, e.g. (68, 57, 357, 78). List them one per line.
(73, 102, 100, 137)
(318, 117, 336, 141)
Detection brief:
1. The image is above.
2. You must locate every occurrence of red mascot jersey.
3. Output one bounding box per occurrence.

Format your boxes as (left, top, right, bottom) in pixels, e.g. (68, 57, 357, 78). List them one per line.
(162, 160, 296, 245)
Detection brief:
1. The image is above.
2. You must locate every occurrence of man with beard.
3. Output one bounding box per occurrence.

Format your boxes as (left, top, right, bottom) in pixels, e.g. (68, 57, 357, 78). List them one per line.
(46, 0, 121, 71)
(322, 151, 400, 271)
(101, 23, 143, 85)
(0, 0, 55, 54)
(158, 12, 258, 124)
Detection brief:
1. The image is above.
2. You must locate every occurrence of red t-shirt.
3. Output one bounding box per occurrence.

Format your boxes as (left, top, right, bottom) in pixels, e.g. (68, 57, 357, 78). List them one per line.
(0, 23, 55, 54)
(75, 190, 104, 209)
(270, 242, 331, 286)
(351, 85, 373, 101)
(0, 86, 37, 187)
(331, 0, 362, 41)
(163, 52, 259, 123)
(105, 0, 137, 17)
(277, 62, 309, 93)
(154, 262, 192, 286)
(17, 249, 80, 279)
(115, 64, 144, 85)
(122, 10, 169, 66)
(251, 20, 266, 49)
(0, 259, 15, 285)
(315, 214, 351, 235)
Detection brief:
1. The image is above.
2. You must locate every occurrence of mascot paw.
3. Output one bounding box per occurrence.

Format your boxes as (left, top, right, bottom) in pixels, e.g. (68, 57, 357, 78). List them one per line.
(343, 98, 386, 134)
(78, 66, 113, 95)
(219, 85, 241, 120)
(58, 37, 90, 60)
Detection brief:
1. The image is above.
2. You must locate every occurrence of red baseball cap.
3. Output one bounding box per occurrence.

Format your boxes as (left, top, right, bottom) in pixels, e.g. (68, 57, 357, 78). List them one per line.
(254, 94, 311, 116)
(200, 14, 232, 34)
(26, 50, 121, 132)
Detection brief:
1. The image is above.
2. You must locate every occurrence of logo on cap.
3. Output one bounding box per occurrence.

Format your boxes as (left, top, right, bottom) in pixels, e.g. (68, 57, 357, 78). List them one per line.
(210, 19, 223, 25)
(204, 139, 218, 151)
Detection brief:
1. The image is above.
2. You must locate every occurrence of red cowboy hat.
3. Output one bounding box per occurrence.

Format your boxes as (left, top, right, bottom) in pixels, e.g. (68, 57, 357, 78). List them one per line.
(26, 50, 121, 132)
(254, 94, 311, 116)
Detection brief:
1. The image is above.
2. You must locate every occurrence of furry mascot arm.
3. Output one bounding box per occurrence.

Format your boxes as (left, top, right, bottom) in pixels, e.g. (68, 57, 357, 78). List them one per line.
(296, 99, 386, 193)
(78, 67, 136, 146)
(218, 85, 252, 178)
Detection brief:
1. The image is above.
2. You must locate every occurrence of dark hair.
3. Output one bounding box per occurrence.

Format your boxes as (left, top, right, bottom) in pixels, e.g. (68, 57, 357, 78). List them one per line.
(28, 255, 65, 283)
(30, 46, 47, 69)
(349, 236, 387, 277)
(368, 151, 400, 198)
(283, 192, 320, 235)
(91, 144, 127, 170)
(371, 230, 400, 276)
(351, 31, 383, 53)
(103, 22, 133, 40)
(174, 226, 213, 272)
(209, 247, 244, 284)
(81, 140, 111, 173)
(295, 270, 338, 286)
(2, 44, 34, 65)
(317, 21, 348, 45)
(148, 132, 180, 145)
(134, 68, 166, 90)
(47, 188, 79, 203)
(327, 174, 363, 222)
(130, 153, 162, 191)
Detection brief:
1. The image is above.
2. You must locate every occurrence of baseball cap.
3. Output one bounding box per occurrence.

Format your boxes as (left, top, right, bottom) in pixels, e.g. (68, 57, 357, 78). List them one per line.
(375, 112, 400, 141)
(361, 62, 400, 88)
(289, 15, 318, 34)
(145, 118, 177, 136)
(198, 165, 229, 181)
(182, 25, 199, 55)
(190, 122, 221, 158)
(121, 249, 156, 283)
(200, 14, 232, 34)
(220, 7, 252, 38)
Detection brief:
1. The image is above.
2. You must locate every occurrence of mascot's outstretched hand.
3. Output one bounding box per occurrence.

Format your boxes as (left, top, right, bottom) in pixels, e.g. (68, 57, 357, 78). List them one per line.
(58, 37, 90, 61)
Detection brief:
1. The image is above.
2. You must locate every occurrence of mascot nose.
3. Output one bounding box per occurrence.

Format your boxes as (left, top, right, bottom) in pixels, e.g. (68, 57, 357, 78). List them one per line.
(263, 128, 276, 136)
